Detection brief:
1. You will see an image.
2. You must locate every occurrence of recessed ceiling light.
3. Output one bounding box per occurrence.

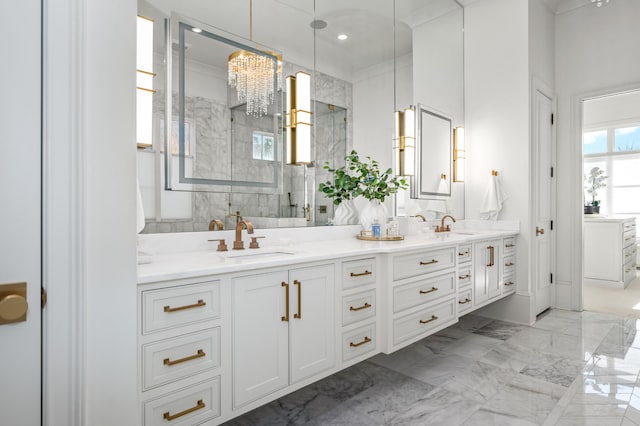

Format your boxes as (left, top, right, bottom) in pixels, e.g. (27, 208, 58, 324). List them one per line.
(337, 34, 348, 41)
(192, 27, 202, 33)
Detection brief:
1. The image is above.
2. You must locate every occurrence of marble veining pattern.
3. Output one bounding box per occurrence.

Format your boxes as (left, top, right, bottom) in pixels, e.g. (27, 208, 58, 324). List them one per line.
(224, 309, 640, 425)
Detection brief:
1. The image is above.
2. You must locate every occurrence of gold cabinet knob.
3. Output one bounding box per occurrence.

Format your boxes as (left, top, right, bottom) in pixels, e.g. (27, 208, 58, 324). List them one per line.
(0, 294, 28, 321)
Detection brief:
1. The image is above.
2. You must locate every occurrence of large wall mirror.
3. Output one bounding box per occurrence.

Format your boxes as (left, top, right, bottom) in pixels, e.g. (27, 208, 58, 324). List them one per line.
(137, 0, 464, 233)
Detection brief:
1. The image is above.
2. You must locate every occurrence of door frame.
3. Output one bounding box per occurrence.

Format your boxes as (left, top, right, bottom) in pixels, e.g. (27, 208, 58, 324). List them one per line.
(569, 82, 640, 311)
(530, 76, 557, 316)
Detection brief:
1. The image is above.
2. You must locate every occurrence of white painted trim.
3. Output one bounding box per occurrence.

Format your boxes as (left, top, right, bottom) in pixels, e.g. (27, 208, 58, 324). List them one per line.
(42, 0, 86, 424)
(570, 82, 640, 312)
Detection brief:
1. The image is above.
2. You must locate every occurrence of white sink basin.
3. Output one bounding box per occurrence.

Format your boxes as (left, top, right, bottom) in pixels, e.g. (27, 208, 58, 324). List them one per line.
(221, 248, 298, 261)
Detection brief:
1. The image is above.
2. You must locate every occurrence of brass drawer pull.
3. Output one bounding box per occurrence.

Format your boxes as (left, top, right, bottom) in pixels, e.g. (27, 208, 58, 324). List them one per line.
(505, 281, 514, 286)
(163, 399, 205, 421)
(505, 243, 515, 248)
(281, 282, 289, 322)
(419, 315, 438, 324)
(458, 298, 471, 305)
(458, 251, 469, 256)
(350, 270, 372, 277)
(350, 336, 372, 348)
(350, 302, 372, 312)
(419, 259, 438, 266)
(163, 349, 206, 366)
(294, 280, 302, 319)
(458, 274, 470, 280)
(164, 299, 206, 313)
(419, 287, 438, 295)
(505, 262, 514, 267)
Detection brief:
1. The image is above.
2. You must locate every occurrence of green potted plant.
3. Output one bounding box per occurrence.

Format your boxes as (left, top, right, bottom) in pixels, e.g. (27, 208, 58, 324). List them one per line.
(584, 166, 607, 214)
(319, 155, 361, 225)
(320, 150, 408, 229)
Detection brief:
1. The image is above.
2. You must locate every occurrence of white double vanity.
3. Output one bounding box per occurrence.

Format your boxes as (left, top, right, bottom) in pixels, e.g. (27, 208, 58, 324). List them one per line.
(137, 223, 518, 425)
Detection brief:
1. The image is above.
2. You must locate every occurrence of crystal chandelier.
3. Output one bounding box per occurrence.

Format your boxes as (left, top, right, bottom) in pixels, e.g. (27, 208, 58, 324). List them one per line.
(591, 0, 610, 7)
(228, 0, 282, 118)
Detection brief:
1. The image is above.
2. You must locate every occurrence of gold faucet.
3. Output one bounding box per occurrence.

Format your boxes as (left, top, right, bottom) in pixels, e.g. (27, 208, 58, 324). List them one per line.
(208, 219, 224, 231)
(435, 215, 456, 232)
(415, 214, 427, 222)
(233, 220, 254, 250)
(228, 211, 243, 224)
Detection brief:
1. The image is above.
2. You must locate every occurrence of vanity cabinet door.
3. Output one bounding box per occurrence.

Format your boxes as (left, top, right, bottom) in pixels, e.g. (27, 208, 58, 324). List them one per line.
(232, 271, 289, 409)
(474, 240, 501, 304)
(289, 264, 335, 384)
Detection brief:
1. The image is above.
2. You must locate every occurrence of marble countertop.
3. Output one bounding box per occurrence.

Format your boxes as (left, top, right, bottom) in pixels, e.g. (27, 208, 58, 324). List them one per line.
(137, 227, 518, 284)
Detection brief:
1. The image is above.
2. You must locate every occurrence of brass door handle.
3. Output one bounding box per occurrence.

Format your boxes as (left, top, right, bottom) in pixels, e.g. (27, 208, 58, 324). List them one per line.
(164, 299, 206, 313)
(486, 246, 494, 267)
(349, 336, 372, 348)
(458, 251, 469, 256)
(294, 280, 301, 319)
(419, 287, 438, 295)
(505, 262, 514, 267)
(505, 281, 514, 286)
(350, 270, 372, 277)
(458, 274, 470, 280)
(536, 227, 545, 236)
(419, 315, 438, 324)
(163, 349, 206, 366)
(419, 259, 438, 266)
(163, 399, 205, 421)
(281, 282, 289, 322)
(458, 298, 471, 305)
(349, 302, 372, 312)
(505, 243, 515, 248)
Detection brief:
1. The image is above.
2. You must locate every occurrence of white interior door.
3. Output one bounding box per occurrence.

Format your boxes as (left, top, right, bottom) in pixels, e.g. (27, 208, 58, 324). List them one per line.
(534, 88, 555, 315)
(0, 0, 42, 424)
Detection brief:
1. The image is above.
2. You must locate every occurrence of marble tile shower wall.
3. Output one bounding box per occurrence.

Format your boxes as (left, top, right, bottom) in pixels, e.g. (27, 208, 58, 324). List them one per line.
(143, 65, 352, 233)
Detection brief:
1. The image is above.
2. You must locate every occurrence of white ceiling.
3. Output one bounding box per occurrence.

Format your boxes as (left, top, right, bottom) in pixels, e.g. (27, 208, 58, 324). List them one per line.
(140, 0, 462, 82)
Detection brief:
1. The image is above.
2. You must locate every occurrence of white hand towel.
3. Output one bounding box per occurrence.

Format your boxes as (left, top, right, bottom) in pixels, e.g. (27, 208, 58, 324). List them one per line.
(425, 178, 450, 215)
(480, 175, 508, 220)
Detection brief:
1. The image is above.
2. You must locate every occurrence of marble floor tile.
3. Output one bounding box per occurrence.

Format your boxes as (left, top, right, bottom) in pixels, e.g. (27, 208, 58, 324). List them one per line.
(623, 393, 640, 425)
(482, 380, 562, 424)
(586, 354, 640, 376)
(555, 417, 624, 425)
(462, 409, 539, 425)
(386, 388, 480, 426)
(561, 402, 628, 417)
(473, 319, 525, 340)
(571, 392, 632, 404)
(436, 332, 503, 360)
(622, 418, 639, 426)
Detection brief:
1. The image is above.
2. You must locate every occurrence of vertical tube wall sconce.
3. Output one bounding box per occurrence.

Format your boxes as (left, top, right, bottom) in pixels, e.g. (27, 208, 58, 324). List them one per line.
(285, 71, 312, 165)
(137, 15, 155, 149)
(394, 106, 415, 176)
(453, 126, 465, 182)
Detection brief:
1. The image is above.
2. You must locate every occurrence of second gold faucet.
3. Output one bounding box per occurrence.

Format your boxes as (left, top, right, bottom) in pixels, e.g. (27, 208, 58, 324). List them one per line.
(233, 220, 254, 250)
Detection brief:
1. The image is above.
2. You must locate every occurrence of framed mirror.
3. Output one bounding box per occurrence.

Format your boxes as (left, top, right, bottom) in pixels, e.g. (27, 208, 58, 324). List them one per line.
(412, 104, 452, 199)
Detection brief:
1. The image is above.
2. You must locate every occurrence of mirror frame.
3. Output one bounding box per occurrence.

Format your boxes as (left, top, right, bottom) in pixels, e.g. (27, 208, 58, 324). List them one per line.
(411, 103, 452, 199)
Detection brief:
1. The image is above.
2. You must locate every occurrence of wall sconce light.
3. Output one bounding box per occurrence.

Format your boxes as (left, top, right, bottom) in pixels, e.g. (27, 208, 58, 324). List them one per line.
(394, 106, 415, 176)
(453, 126, 465, 182)
(285, 71, 312, 165)
(136, 15, 155, 149)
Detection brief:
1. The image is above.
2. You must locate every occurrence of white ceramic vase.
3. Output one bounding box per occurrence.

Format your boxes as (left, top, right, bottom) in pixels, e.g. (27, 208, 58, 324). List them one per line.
(359, 199, 388, 231)
(333, 199, 359, 226)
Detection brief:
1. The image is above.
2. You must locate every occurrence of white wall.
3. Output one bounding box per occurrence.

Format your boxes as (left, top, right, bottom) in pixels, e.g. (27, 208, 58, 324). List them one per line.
(555, 0, 640, 309)
(464, 0, 531, 323)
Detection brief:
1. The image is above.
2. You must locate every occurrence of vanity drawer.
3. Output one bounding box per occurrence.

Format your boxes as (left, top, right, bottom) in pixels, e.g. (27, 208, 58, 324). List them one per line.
(393, 271, 455, 313)
(625, 264, 636, 284)
(623, 229, 636, 248)
(503, 275, 516, 293)
(342, 258, 377, 289)
(457, 267, 472, 288)
(503, 237, 516, 254)
(142, 281, 221, 335)
(624, 221, 636, 233)
(143, 377, 221, 426)
(504, 256, 516, 275)
(142, 328, 221, 390)
(624, 244, 637, 265)
(342, 323, 376, 362)
(393, 298, 456, 345)
(342, 290, 376, 326)
(392, 247, 456, 281)
(457, 289, 473, 314)
(457, 244, 472, 264)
